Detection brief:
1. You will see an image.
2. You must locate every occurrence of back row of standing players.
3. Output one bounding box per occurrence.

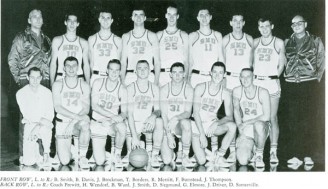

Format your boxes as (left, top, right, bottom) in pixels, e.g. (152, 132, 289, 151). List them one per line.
(30, 5, 284, 168)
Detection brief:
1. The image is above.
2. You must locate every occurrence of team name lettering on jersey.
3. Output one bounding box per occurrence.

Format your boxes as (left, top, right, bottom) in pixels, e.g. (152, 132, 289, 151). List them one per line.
(63, 44, 79, 57)
(164, 36, 179, 50)
(230, 42, 247, 56)
(256, 48, 273, 62)
(200, 37, 216, 51)
(98, 93, 116, 110)
(96, 43, 113, 56)
(131, 41, 146, 54)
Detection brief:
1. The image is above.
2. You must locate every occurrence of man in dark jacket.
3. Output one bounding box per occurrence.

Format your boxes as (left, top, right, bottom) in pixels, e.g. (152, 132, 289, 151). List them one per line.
(8, 9, 52, 164)
(282, 15, 325, 168)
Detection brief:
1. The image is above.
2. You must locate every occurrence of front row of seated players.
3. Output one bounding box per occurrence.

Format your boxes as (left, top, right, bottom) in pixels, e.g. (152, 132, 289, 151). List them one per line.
(17, 56, 271, 169)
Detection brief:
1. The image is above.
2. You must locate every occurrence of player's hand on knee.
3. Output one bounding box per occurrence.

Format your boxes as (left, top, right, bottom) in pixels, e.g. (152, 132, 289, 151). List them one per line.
(205, 125, 216, 137)
(168, 117, 179, 133)
(28, 124, 41, 141)
(112, 115, 124, 124)
(167, 134, 176, 149)
(131, 137, 140, 150)
(200, 134, 208, 149)
(101, 120, 112, 128)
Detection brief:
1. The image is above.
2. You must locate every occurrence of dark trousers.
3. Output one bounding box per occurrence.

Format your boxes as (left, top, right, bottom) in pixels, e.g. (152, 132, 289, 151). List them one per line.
(18, 78, 50, 157)
(279, 77, 325, 160)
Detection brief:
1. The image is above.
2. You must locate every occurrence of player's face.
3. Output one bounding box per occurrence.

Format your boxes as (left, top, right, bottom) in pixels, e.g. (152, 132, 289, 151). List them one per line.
(107, 63, 121, 81)
(99, 12, 113, 29)
(230, 15, 245, 32)
(170, 67, 185, 83)
(64, 60, 78, 77)
(197, 10, 212, 26)
(211, 66, 225, 83)
(240, 70, 254, 88)
(291, 16, 307, 34)
(258, 21, 273, 38)
(136, 62, 149, 79)
(28, 10, 43, 29)
(65, 15, 79, 32)
(28, 70, 42, 87)
(132, 10, 146, 25)
(165, 7, 179, 27)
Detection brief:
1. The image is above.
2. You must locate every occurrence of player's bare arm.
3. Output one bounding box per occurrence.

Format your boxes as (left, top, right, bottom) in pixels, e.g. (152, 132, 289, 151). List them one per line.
(149, 31, 160, 85)
(181, 31, 189, 74)
(214, 31, 224, 62)
(275, 37, 286, 76)
(81, 38, 90, 84)
(144, 83, 160, 132)
(222, 34, 230, 63)
(246, 34, 254, 67)
(160, 84, 176, 149)
(79, 80, 91, 117)
(188, 32, 198, 82)
(120, 33, 129, 83)
(114, 35, 123, 60)
(118, 84, 128, 123)
(232, 86, 243, 130)
(87, 34, 96, 72)
(127, 84, 140, 149)
(193, 83, 207, 148)
(50, 36, 62, 86)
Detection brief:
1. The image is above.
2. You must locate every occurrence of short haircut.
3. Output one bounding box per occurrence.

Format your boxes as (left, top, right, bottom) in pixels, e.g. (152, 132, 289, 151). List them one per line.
(292, 15, 306, 22)
(231, 13, 244, 21)
(132, 3, 146, 14)
(211, 61, 226, 72)
(170, 62, 185, 72)
(28, 67, 42, 76)
(136, 60, 149, 67)
(258, 17, 273, 25)
(98, 6, 113, 17)
(64, 56, 78, 66)
(65, 11, 79, 22)
(240, 67, 254, 74)
(167, 3, 178, 14)
(28, 9, 42, 19)
(107, 59, 121, 69)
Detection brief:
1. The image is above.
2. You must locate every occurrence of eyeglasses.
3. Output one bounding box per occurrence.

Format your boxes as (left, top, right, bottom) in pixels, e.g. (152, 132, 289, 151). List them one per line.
(291, 21, 305, 28)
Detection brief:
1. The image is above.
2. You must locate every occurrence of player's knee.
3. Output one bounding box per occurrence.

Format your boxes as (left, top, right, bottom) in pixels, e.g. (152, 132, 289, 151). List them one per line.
(116, 123, 127, 136)
(59, 157, 71, 166)
(80, 122, 90, 132)
(180, 119, 191, 133)
(236, 154, 249, 166)
(196, 155, 206, 165)
(270, 116, 278, 124)
(254, 121, 266, 134)
(94, 156, 106, 166)
(227, 122, 237, 133)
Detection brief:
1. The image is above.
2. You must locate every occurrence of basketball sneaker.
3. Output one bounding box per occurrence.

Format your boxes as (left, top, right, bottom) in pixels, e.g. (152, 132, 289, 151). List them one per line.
(182, 154, 195, 168)
(79, 156, 89, 169)
(254, 155, 265, 168)
(122, 153, 130, 163)
(176, 151, 183, 164)
(42, 153, 51, 167)
(270, 151, 279, 163)
(114, 154, 123, 168)
(270, 162, 278, 172)
(150, 154, 161, 167)
(304, 157, 314, 165)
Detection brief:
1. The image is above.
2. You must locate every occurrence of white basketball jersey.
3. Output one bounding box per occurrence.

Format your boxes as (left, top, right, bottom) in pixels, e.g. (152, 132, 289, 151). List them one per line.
(57, 78, 83, 120)
(57, 35, 83, 76)
(240, 86, 263, 122)
(254, 37, 279, 76)
(92, 79, 121, 120)
(126, 30, 153, 70)
(92, 33, 119, 73)
(159, 29, 185, 68)
(225, 33, 252, 73)
(132, 82, 154, 122)
(199, 82, 223, 122)
(167, 82, 187, 120)
(191, 30, 220, 72)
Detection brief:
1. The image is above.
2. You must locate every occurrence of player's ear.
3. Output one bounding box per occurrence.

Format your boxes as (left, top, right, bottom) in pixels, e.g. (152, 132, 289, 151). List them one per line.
(64, 20, 67, 26)
(177, 14, 179, 19)
(143, 16, 147, 21)
(229, 21, 233, 27)
(271, 24, 274, 30)
(304, 22, 307, 28)
(170, 73, 173, 78)
(28, 18, 31, 24)
(76, 22, 80, 27)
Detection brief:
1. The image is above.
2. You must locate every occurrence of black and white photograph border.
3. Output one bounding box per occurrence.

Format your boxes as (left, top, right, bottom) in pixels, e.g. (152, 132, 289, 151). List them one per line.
(0, 0, 327, 188)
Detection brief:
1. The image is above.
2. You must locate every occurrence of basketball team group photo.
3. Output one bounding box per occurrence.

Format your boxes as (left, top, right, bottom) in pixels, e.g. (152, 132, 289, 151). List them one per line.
(0, 0, 325, 172)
